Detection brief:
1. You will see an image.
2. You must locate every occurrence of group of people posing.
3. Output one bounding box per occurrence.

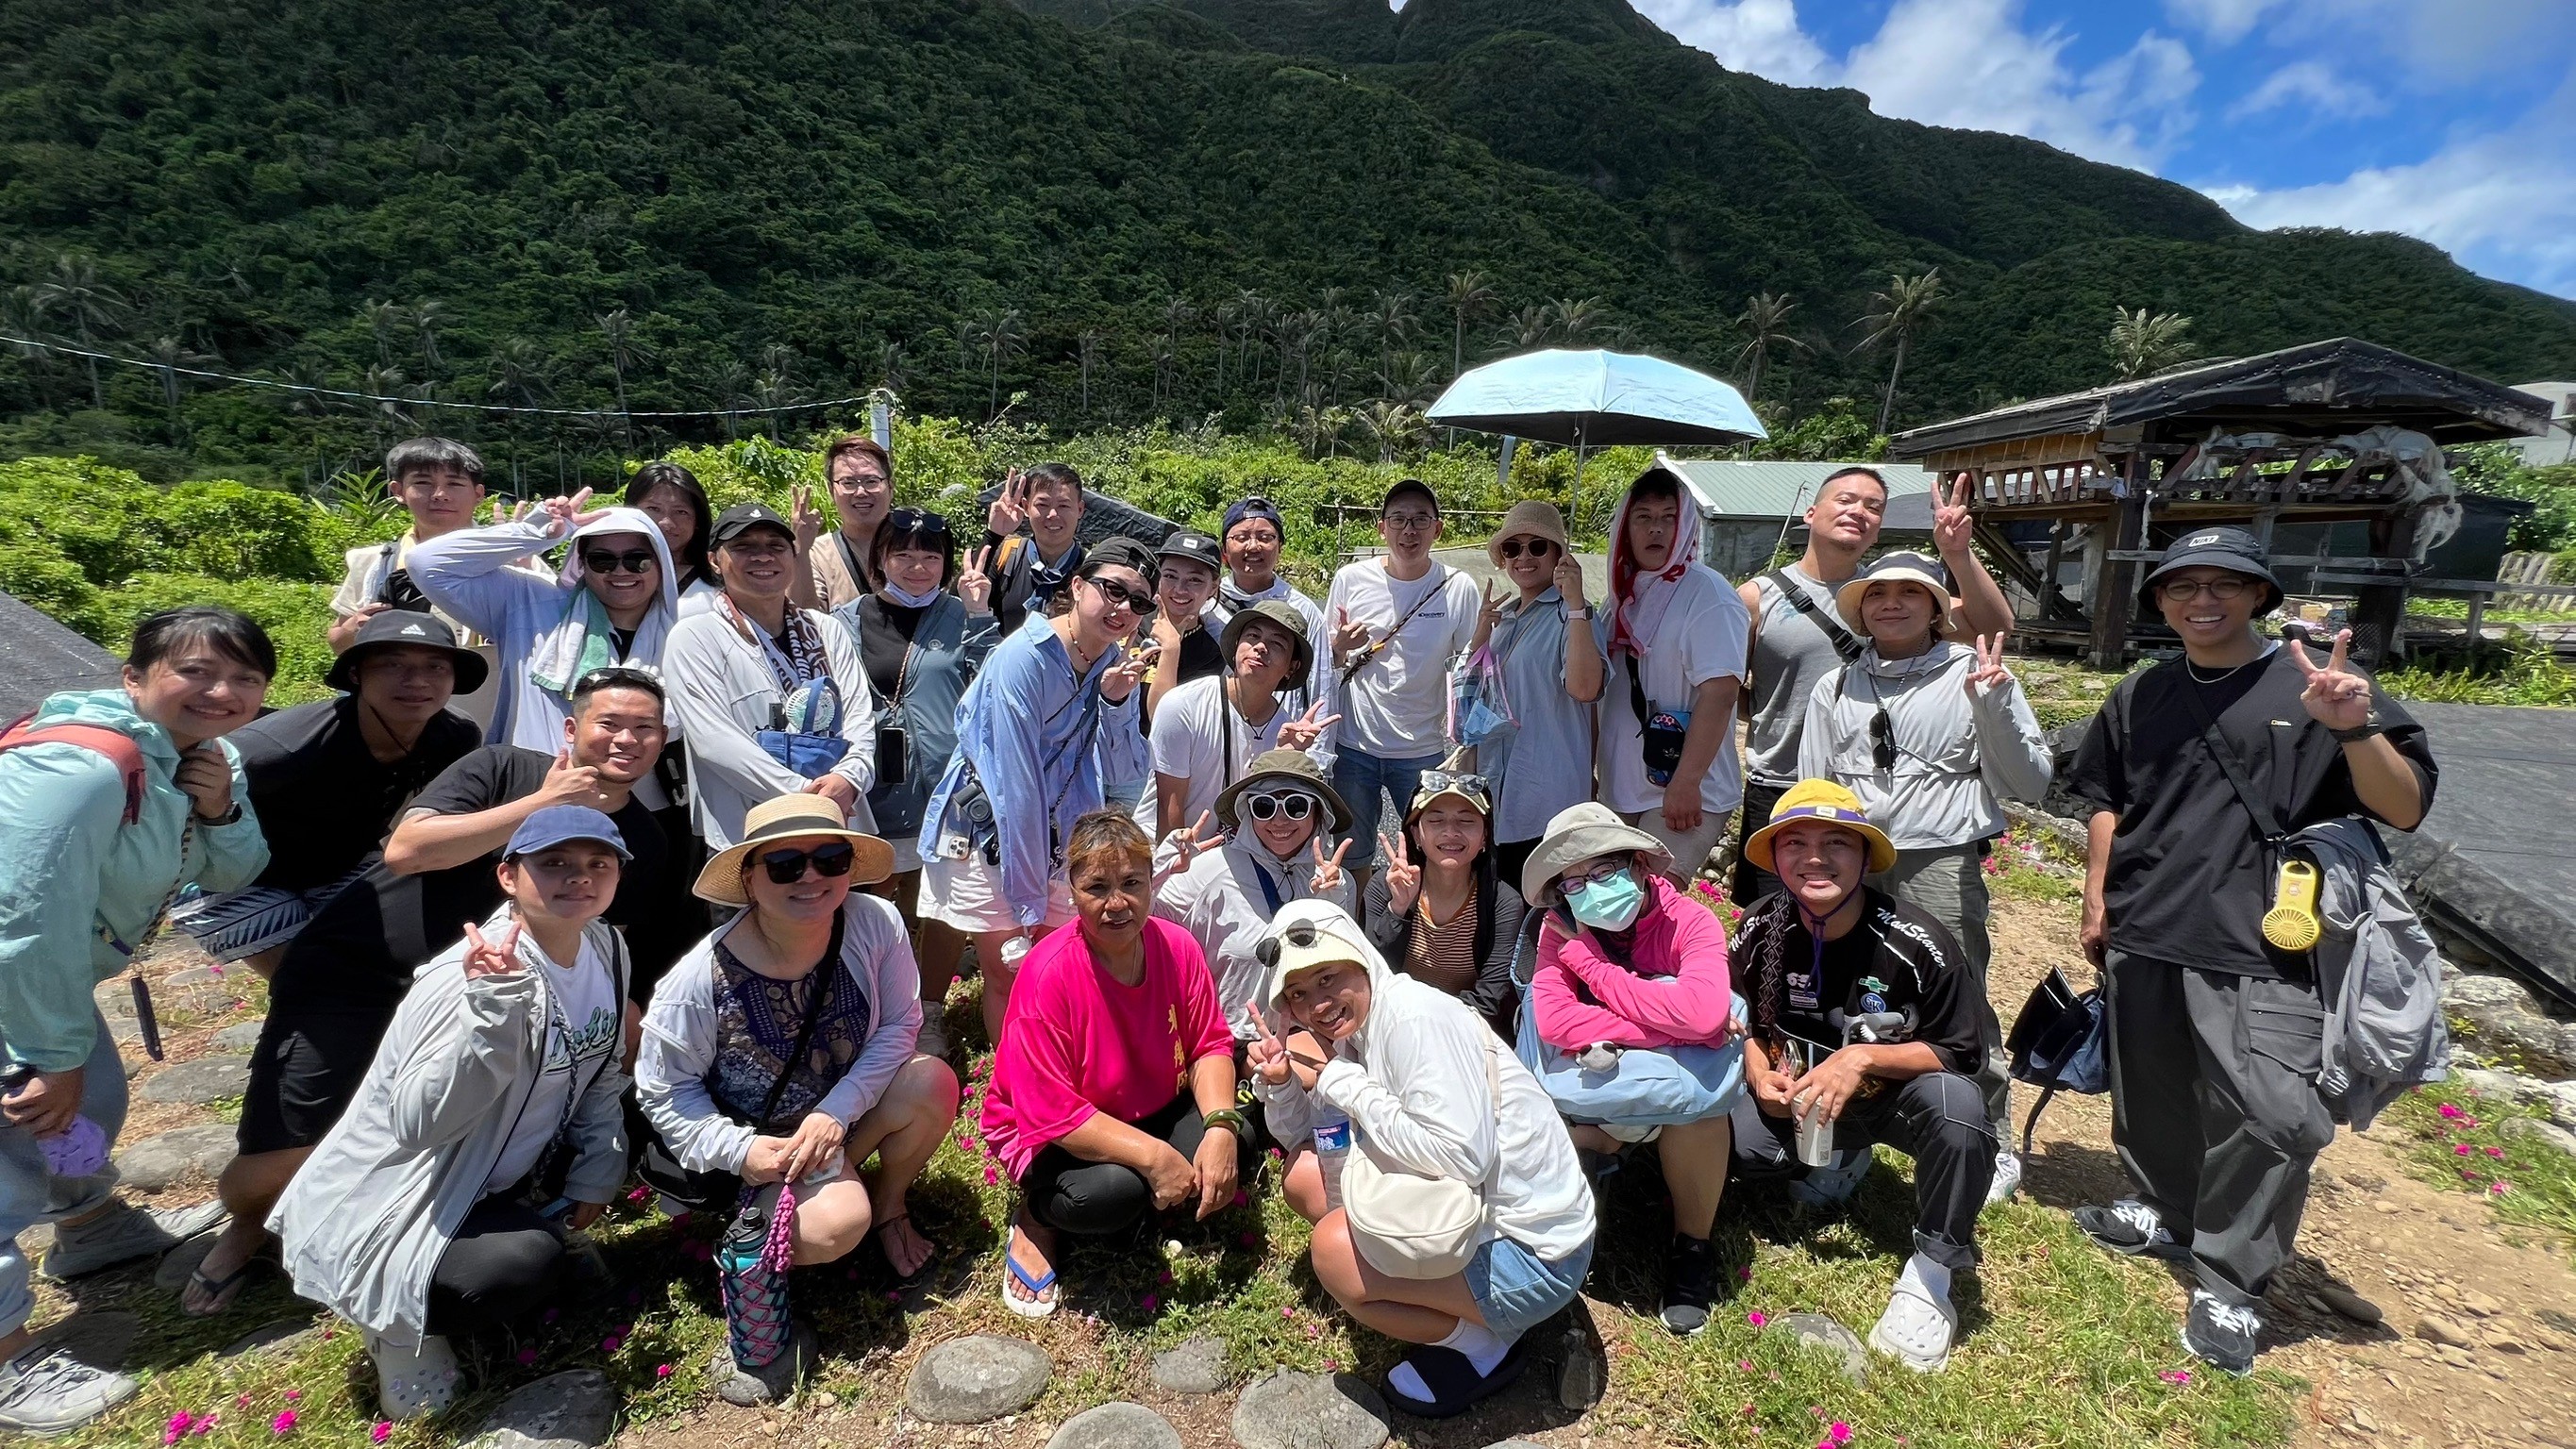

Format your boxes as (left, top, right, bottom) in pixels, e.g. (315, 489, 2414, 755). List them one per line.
(0, 432, 2435, 1432)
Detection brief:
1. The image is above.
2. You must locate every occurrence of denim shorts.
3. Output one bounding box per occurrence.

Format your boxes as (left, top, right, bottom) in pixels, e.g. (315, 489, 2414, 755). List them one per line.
(1465, 1232, 1594, 1340)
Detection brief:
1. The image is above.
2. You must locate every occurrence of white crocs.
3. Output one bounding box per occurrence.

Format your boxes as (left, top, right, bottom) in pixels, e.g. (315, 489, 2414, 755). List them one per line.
(365, 1330, 460, 1422)
(1867, 1282, 1958, 1374)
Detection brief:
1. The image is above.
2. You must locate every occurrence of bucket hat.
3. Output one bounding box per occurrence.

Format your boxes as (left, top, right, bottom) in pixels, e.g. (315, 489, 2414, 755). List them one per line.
(2138, 525, 2283, 614)
(1742, 778, 1897, 876)
(1218, 599, 1314, 686)
(1486, 501, 1571, 570)
(1521, 802, 1672, 909)
(1214, 747, 1351, 835)
(325, 610, 490, 694)
(694, 795, 895, 906)
(1255, 901, 1376, 1010)
(1834, 551, 1963, 642)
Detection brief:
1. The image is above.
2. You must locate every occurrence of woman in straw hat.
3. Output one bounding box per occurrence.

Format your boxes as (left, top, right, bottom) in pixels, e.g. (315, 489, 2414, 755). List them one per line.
(1249, 899, 1595, 1419)
(635, 795, 961, 1403)
(1798, 549, 2049, 1204)
(1360, 763, 1525, 1040)
(1457, 501, 1603, 888)
(1522, 802, 1740, 1337)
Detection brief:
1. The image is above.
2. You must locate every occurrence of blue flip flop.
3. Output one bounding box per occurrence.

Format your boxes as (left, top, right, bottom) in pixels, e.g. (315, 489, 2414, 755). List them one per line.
(1002, 1243, 1058, 1319)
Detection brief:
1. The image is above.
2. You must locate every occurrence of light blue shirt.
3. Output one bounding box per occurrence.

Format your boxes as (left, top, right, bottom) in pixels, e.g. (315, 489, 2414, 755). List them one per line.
(919, 613, 1147, 926)
(1466, 587, 1597, 845)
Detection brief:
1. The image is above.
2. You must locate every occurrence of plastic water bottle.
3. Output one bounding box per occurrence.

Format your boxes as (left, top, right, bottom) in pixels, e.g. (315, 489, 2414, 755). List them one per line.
(1311, 1108, 1351, 1212)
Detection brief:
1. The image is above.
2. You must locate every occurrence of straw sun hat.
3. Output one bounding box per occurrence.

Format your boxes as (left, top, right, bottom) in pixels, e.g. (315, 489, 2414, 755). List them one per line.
(693, 795, 895, 906)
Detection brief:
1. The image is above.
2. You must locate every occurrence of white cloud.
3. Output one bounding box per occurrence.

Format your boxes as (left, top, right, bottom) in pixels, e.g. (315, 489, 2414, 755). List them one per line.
(2166, 0, 2570, 84)
(2202, 77, 2576, 297)
(1630, 0, 1832, 86)
(2227, 58, 2389, 121)
(2163, 0, 2290, 45)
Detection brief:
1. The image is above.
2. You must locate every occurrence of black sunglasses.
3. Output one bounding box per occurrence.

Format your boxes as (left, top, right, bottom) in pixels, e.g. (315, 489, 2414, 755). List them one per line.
(1870, 709, 1897, 772)
(884, 507, 951, 538)
(757, 841, 857, 885)
(1080, 575, 1159, 619)
(1497, 537, 1558, 560)
(582, 549, 657, 575)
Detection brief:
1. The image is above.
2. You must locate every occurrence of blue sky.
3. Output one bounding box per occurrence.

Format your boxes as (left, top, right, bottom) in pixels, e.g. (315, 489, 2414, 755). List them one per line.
(1609, 0, 2576, 299)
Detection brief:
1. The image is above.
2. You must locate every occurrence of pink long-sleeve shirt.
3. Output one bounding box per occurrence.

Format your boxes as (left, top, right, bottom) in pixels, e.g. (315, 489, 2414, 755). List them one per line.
(1531, 874, 1734, 1050)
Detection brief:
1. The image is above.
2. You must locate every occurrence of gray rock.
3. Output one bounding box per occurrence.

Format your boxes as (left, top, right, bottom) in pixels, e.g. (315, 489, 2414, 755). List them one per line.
(2451, 1067, 2543, 1103)
(2502, 1115, 2576, 1157)
(907, 1335, 1053, 1424)
(153, 1231, 220, 1291)
(1230, 1371, 1388, 1449)
(221, 1319, 321, 1359)
(211, 1020, 266, 1052)
(1150, 1336, 1230, 1395)
(163, 966, 226, 989)
(1483, 1442, 1552, 1449)
(140, 1055, 250, 1105)
(1776, 1311, 1868, 1382)
(2546, 1080, 2576, 1130)
(1046, 1402, 1181, 1449)
(92, 979, 136, 1019)
(2446, 972, 2540, 1016)
(460, 1370, 619, 1449)
(115, 1124, 238, 1191)
(2451, 1001, 2569, 1077)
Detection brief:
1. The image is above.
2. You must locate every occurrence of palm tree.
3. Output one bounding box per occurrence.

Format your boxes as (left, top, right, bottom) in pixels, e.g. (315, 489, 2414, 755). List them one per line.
(4, 285, 66, 409)
(1293, 401, 1347, 460)
(959, 308, 1027, 419)
(143, 335, 215, 432)
(1508, 304, 1552, 350)
(1547, 296, 1608, 346)
(1444, 271, 1497, 377)
(759, 341, 798, 384)
(706, 359, 753, 440)
(1270, 309, 1315, 407)
(1230, 290, 1269, 396)
(1154, 297, 1194, 409)
(361, 300, 406, 367)
(1075, 328, 1107, 417)
(874, 341, 907, 394)
(360, 365, 412, 442)
(750, 371, 802, 441)
(595, 308, 654, 436)
(1853, 269, 1947, 433)
(487, 338, 550, 486)
(1378, 351, 1440, 408)
(1368, 291, 1415, 383)
(2106, 306, 2198, 381)
(1355, 400, 1428, 463)
(1731, 291, 1808, 401)
(30, 256, 131, 408)
(411, 299, 446, 381)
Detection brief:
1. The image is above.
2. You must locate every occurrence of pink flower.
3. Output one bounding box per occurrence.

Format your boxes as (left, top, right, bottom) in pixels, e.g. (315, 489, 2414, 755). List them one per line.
(2484, 1146, 2505, 1158)
(372, 1423, 393, 1444)
(1748, 1310, 1768, 1327)
(283, 1389, 301, 1402)
(884, 1291, 903, 1303)
(983, 1165, 1000, 1185)
(194, 1413, 218, 1436)
(517, 1348, 538, 1366)
(2491, 1181, 2512, 1195)
(236, 1395, 251, 1408)
(626, 1185, 650, 1202)
(2454, 1143, 2474, 1156)
(2438, 1103, 2465, 1120)
(655, 1363, 674, 1380)
(1737, 1359, 1754, 1372)
(2159, 1369, 2192, 1385)
(1829, 1424, 1851, 1444)
(1141, 1293, 1161, 1312)
(1240, 1230, 1258, 1246)
(1232, 1190, 1249, 1208)
(601, 1334, 622, 1353)
(1158, 1270, 1174, 1285)
(271, 1407, 298, 1434)
(163, 1412, 192, 1446)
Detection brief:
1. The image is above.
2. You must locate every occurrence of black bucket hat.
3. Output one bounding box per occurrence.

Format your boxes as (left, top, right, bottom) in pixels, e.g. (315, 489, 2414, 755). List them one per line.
(2139, 525, 2283, 614)
(1218, 599, 1314, 687)
(325, 611, 489, 694)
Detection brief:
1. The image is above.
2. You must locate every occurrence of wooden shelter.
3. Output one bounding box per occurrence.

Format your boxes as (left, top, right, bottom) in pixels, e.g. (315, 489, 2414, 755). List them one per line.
(1888, 339, 2552, 668)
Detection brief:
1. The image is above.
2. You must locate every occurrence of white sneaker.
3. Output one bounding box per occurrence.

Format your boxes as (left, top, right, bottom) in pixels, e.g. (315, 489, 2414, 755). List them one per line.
(41, 1200, 227, 1280)
(1984, 1149, 2023, 1206)
(0, 1337, 138, 1435)
(1867, 1281, 1958, 1373)
(366, 1330, 460, 1422)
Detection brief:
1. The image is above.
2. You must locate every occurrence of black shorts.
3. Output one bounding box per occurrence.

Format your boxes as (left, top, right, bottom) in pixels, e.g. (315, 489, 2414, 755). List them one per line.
(236, 1008, 397, 1156)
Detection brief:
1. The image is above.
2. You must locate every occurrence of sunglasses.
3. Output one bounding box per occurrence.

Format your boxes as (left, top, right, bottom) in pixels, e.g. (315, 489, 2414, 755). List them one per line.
(1497, 537, 1558, 560)
(582, 549, 657, 575)
(1418, 770, 1490, 803)
(884, 507, 951, 538)
(574, 664, 662, 692)
(756, 841, 857, 885)
(1870, 709, 1897, 772)
(1080, 575, 1159, 619)
(1242, 791, 1319, 822)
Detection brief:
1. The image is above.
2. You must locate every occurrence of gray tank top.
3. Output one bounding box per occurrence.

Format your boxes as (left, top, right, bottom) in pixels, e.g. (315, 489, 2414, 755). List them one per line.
(1745, 564, 1857, 787)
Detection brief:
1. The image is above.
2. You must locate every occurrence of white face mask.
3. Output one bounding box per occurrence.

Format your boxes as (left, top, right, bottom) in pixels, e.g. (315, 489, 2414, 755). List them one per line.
(880, 579, 944, 609)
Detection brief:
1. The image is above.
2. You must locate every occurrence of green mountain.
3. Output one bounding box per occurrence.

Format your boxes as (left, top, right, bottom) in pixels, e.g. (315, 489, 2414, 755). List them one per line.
(2, 0, 2570, 486)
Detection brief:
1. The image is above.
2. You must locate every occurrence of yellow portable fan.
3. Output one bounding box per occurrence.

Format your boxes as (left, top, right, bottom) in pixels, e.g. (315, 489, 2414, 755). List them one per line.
(2261, 858, 2323, 953)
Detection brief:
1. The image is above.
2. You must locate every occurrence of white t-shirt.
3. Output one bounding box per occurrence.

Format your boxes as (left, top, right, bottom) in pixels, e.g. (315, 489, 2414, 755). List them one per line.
(1594, 566, 1751, 814)
(1322, 560, 1482, 758)
(482, 934, 623, 1195)
(1133, 675, 1293, 834)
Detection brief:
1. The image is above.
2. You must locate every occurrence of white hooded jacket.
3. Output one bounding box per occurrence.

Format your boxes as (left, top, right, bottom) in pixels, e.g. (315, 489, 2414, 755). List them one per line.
(1253, 900, 1595, 1263)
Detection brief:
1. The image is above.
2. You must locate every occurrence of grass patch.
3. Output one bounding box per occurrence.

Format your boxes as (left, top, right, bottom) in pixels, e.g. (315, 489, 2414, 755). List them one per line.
(1986, 829, 2082, 905)
(2381, 1082, 2576, 1259)
(2406, 599, 2576, 625)
(2378, 630, 2576, 708)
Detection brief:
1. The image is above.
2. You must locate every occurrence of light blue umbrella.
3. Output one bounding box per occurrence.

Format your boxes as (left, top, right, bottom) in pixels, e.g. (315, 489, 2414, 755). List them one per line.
(1428, 348, 1765, 451)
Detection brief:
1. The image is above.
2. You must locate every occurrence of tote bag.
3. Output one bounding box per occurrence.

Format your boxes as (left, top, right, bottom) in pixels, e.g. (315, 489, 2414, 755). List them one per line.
(1342, 1038, 1501, 1280)
(1513, 922, 1746, 1127)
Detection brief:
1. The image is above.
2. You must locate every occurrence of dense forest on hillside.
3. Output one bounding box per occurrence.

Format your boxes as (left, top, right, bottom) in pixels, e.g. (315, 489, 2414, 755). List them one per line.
(3, 0, 2572, 490)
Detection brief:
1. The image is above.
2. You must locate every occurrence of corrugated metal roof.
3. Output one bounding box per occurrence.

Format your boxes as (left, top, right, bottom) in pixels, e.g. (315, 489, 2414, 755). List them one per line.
(1651, 455, 1939, 520)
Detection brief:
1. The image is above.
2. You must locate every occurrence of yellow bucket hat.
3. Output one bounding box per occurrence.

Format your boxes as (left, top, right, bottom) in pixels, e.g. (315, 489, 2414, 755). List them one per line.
(1743, 778, 1897, 875)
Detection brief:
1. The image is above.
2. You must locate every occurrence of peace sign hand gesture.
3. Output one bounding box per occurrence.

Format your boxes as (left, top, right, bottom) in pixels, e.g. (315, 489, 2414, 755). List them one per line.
(2289, 627, 2373, 731)
(1277, 700, 1342, 752)
(1246, 1001, 1294, 1088)
(1932, 472, 1976, 557)
(987, 470, 1029, 537)
(1379, 831, 1422, 915)
(790, 484, 826, 551)
(1308, 838, 1352, 896)
(1963, 632, 2013, 694)
(1099, 641, 1153, 704)
(538, 487, 608, 538)
(1469, 578, 1505, 651)
(1156, 810, 1221, 886)
(460, 920, 525, 979)
(958, 545, 995, 615)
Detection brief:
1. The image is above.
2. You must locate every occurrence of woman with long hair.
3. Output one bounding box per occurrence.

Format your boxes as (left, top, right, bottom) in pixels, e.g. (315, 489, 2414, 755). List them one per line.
(1359, 767, 1525, 1040)
(625, 460, 718, 613)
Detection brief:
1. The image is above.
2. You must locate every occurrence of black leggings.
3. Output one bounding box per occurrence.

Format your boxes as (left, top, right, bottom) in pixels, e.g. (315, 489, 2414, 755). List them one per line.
(1018, 1092, 1247, 1238)
(1730, 1071, 1998, 1272)
(426, 1196, 572, 1339)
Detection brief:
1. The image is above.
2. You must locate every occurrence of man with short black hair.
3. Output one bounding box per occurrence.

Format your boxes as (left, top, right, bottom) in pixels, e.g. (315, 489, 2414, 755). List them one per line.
(1145, 529, 1228, 728)
(981, 461, 1088, 634)
(1205, 497, 1330, 730)
(328, 436, 504, 725)
(2067, 525, 2436, 1375)
(1324, 481, 1480, 880)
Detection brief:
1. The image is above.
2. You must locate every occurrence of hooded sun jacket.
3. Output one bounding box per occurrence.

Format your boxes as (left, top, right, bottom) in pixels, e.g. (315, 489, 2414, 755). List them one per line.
(1253, 901, 1595, 1264)
(270, 910, 631, 1346)
(408, 508, 683, 753)
(0, 690, 267, 1072)
(1148, 830, 1355, 1043)
(662, 596, 881, 849)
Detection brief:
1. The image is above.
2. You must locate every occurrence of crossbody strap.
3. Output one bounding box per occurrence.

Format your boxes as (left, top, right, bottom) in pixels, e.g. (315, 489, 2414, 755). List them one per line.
(2174, 671, 2286, 843)
(1340, 565, 1448, 690)
(756, 913, 845, 1128)
(1766, 568, 1863, 662)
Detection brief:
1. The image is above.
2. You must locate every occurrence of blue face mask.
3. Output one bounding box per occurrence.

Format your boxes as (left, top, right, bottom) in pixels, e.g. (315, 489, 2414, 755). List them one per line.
(881, 579, 945, 609)
(1564, 867, 1647, 932)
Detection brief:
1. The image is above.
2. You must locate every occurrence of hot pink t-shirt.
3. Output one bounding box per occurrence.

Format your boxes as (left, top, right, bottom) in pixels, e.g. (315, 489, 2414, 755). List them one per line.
(979, 916, 1232, 1178)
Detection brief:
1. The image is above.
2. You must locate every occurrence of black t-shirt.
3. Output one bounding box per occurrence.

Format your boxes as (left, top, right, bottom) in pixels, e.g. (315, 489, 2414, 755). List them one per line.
(269, 745, 689, 1017)
(1734, 889, 1983, 1075)
(2067, 647, 2437, 977)
(230, 697, 480, 893)
(1140, 625, 1227, 741)
(855, 597, 931, 701)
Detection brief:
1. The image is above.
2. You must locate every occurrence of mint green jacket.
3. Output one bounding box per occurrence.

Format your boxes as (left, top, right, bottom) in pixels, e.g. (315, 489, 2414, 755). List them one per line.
(0, 690, 267, 1071)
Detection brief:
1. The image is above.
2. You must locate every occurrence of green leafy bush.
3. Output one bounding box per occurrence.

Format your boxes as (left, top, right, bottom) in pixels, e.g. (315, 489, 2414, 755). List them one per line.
(99, 574, 338, 706)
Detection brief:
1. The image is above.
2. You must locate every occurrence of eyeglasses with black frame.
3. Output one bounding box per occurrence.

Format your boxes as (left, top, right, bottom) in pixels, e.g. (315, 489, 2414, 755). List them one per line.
(1556, 857, 1631, 891)
(755, 841, 857, 885)
(2155, 575, 2255, 603)
(1241, 790, 1319, 823)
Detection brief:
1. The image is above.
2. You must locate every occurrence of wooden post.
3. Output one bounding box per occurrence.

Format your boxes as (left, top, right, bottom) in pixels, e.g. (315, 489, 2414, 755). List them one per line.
(2350, 506, 2419, 668)
(2088, 446, 2152, 669)
(2037, 523, 2068, 622)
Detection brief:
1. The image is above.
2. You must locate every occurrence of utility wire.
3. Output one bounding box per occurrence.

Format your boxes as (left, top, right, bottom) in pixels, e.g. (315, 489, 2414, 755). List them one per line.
(0, 334, 870, 420)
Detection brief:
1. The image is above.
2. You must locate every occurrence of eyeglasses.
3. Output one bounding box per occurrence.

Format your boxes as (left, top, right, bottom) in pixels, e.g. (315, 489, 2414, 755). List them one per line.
(757, 841, 856, 885)
(1497, 537, 1558, 560)
(1242, 791, 1319, 822)
(2157, 576, 2255, 602)
(1382, 512, 1437, 531)
(1556, 858, 1631, 891)
(1418, 770, 1490, 804)
(582, 549, 657, 575)
(1080, 575, 1158, 619)
(1870, 709, 1898, 772)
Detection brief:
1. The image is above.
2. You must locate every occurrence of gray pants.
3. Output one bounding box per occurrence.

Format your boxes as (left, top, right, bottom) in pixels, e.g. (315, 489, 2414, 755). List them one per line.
(2105, 952, 2334, 1308)
(1874, 844, 2011, 1144)
(0, 1009, 127, 1336)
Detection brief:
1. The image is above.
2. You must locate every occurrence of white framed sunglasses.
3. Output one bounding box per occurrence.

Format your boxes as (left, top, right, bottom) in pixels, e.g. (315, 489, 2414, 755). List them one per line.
(1241, 790, 1321, 822)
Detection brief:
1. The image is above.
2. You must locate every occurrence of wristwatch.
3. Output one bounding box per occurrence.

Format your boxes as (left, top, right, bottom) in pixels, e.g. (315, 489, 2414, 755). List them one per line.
(2329, 714, 2384, 743)
(1565, 608, 1590, 621)
(1200, 1108, 1248, 1137)
(193, 802, 243, 826)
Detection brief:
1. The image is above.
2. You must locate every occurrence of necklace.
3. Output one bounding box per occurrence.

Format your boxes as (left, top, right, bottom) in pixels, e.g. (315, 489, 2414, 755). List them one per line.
(2185, 655, 2260, 685)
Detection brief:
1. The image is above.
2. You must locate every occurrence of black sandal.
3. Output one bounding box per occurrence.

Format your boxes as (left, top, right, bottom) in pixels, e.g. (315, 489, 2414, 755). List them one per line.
(181, 1257, 259, 1318)
(1383, 1337, 1529, 1419)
